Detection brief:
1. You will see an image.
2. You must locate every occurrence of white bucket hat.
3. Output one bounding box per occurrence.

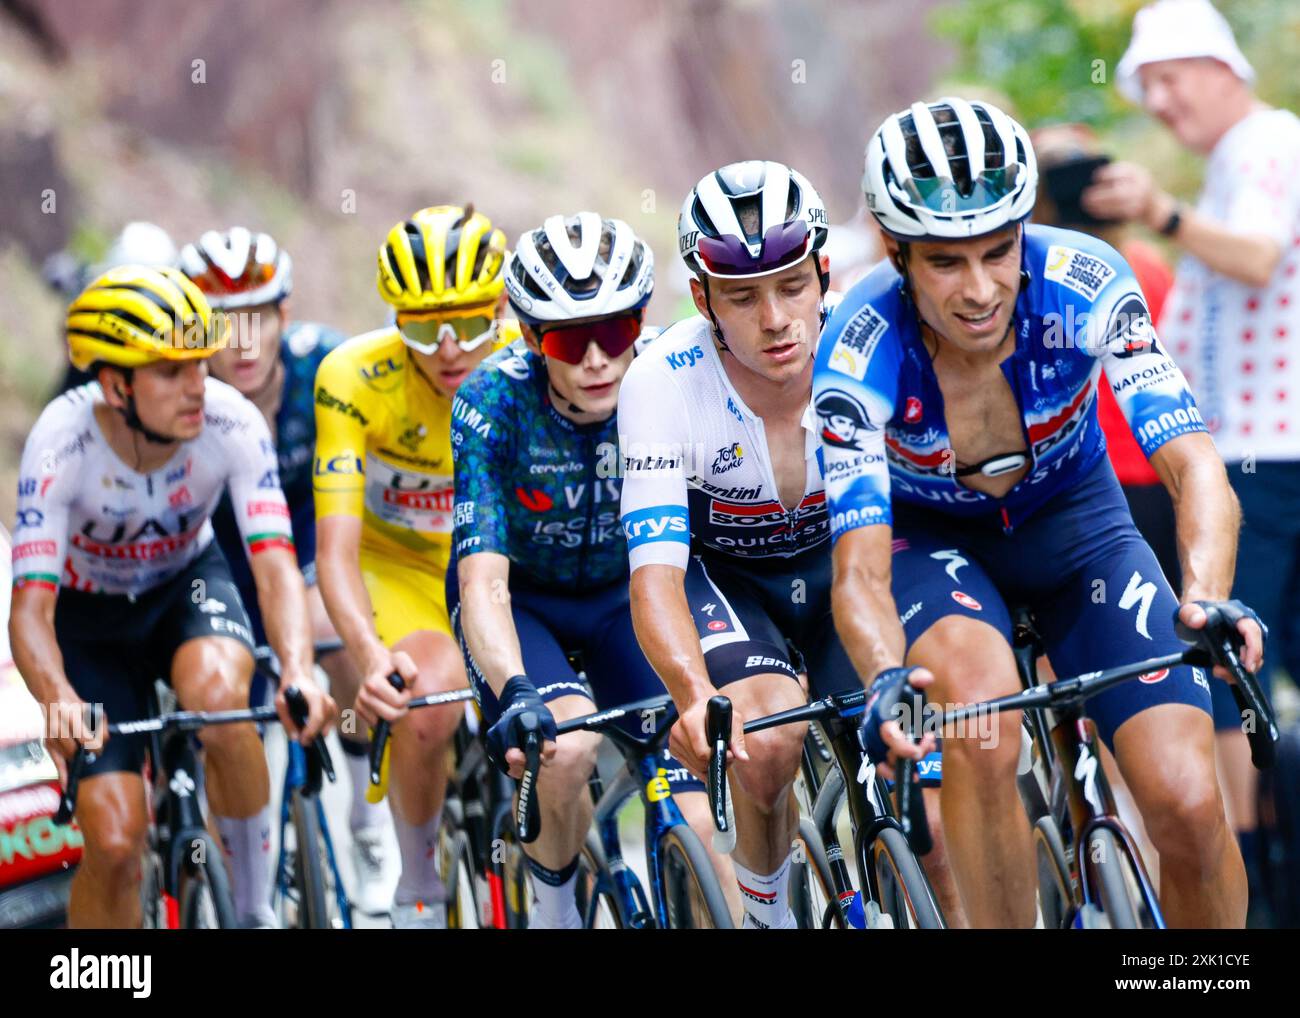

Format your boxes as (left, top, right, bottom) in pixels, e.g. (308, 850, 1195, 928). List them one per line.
(1116, 0, 1255, 104)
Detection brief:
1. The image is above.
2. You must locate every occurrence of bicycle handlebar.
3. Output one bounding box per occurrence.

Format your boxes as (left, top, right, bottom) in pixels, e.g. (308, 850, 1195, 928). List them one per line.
(54, 692, 319, 826)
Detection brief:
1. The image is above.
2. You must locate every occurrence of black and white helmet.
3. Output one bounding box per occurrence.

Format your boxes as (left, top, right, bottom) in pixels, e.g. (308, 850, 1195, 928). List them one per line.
(505, 212, 654, 325)
(863, 98, 1037, 241)
(678, 160, 829, 279)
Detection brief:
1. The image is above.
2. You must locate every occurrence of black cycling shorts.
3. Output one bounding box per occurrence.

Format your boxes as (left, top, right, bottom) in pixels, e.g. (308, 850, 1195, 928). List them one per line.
(681, 548, 860, 699)
(53, 541, 256, 777)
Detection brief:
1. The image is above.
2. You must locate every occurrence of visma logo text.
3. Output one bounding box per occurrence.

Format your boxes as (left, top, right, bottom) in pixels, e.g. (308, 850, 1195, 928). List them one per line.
(50, 950, 151, 998)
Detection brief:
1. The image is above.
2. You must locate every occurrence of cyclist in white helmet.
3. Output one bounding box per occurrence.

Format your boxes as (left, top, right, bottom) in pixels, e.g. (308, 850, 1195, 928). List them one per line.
(617, 161, 920, 929)
(435, 212, 737, 927)
(823, 97, 1261, 927)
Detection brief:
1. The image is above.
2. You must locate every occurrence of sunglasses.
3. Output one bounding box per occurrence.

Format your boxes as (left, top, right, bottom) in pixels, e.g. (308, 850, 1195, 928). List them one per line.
(537, 314, 642, 365)
(397, 311, 497, 355)
(696, 219, 813, 277)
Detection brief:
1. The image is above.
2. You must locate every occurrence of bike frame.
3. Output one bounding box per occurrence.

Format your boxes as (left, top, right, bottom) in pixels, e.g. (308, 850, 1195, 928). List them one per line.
(274, 739, 352, 928)
(1010, 608, 1166, 929)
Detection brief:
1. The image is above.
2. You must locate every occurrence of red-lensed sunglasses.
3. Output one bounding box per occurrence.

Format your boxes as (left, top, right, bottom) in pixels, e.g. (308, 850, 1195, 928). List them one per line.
(537, 314, 643, 365)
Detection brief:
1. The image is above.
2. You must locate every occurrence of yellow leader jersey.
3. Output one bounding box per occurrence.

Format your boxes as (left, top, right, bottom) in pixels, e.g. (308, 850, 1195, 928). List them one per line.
(312, 323, 520, 568)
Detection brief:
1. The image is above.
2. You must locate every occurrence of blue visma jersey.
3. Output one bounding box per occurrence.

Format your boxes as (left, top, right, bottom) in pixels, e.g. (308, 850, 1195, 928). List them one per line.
(451, 341, 626, 590)
(812, 224, 1208, 539)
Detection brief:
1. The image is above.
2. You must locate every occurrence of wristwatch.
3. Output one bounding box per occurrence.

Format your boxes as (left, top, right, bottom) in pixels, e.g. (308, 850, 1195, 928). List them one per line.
(1159, 202, 1183, 237)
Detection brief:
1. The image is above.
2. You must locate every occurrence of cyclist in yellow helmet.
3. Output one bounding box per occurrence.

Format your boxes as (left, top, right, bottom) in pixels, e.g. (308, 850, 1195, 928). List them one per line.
(10, 266, 335, 928)
(314, 204, 518, 927)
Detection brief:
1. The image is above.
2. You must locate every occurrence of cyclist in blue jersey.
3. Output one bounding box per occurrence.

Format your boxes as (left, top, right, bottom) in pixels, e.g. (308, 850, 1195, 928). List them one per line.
(181, 228, 390, 914)
(446, 212, 736, 928)
(819, 98, 1265, 927)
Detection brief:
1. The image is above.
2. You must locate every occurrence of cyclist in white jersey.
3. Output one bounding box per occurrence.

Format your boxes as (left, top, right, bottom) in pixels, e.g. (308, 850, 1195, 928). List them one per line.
(618, 161, 963, 927)
(8, 266, 335, 928)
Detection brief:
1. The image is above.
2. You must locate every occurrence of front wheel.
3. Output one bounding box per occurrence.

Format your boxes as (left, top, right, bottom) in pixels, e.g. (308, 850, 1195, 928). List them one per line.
(1087, 827, 1157, 929)
(657, 824, 734, 929)
(575, 831, 623, 929)
(178, 834, 238, 929)
(870, 826, 945, 929)
(441, 825, 481, 929)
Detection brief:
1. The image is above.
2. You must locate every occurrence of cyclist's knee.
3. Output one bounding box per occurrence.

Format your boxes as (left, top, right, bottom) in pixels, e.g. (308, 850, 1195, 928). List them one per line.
(174, 638, 253, 709)
(1139, 777, 1226, 871)
(82, 816, 147, 880)
(540, 730, 600, 796)
(942, 708, 1021, 781)
(734, 725, 803, 811)
(398, 700, 462, 750)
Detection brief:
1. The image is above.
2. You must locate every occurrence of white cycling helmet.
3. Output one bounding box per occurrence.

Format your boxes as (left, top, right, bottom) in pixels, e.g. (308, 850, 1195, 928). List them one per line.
(678, 160, 829, 282)
(863, 97, 1037, 241)
(505, 212, 654, 325)
(179, 226, 293, 310)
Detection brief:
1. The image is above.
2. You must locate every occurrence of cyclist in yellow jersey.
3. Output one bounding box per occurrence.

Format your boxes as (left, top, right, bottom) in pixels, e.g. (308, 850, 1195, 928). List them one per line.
(314, 205, 515, 928)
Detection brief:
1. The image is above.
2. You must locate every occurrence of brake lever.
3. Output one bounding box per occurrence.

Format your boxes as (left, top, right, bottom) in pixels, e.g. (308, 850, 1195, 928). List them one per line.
(285, 686, 336, 787)
(706, 695, 735, 854)
(515, 712, 542, 844)
(369, 671, 406, 788)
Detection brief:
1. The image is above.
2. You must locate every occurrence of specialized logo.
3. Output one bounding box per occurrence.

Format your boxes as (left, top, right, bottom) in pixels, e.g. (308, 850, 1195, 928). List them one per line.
(930, 549, 968, 583)
(515, 487, 554, 512)
(1118, 570, 1156, 640)
(1044, 245, 1115, 300)
(827, 304, 887, 381)
(903, 396, 923, 423)
(701, 602, 717, 616)
(816, 389, 874, 451)
(711, 442, 744, 475)
(951, 591, 982, 611)
(665, 345, 705, 371)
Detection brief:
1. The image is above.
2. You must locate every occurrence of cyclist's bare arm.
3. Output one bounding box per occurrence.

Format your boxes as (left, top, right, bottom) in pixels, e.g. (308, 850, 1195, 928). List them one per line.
(456, 550, 524, 700)
(831, 524, 933, 762)
(8, 584, 86, 762)
(629, 563, 746, 772)
(1149, 432, 1261, 672)
(830, 524, 908, 680)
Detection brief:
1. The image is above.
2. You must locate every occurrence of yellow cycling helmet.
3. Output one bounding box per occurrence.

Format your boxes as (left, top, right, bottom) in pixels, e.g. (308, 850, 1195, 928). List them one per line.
(376, 204, 508, 312)
(67, 265, 230, 371)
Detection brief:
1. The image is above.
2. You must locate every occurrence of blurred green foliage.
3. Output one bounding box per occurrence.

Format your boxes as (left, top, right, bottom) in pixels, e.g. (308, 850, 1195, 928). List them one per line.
(932, 0, 1300, 130)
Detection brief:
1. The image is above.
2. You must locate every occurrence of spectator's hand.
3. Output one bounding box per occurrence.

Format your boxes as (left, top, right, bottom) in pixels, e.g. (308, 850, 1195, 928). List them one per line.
(1081, 161, 1176, 232)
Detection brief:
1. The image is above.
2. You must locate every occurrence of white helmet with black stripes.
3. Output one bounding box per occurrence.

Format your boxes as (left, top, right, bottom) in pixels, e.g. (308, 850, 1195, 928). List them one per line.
(505, 212, 654, 325)
(678, 160, 829, 281)
(863, 97, 1037, 241)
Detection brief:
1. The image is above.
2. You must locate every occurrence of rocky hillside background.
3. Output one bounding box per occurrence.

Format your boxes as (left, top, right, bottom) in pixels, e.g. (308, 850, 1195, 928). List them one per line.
(0, 0, 953, 521)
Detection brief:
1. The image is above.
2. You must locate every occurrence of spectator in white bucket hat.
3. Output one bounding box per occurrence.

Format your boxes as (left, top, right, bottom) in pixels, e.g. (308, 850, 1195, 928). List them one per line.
(1086, 0, 1300, 927)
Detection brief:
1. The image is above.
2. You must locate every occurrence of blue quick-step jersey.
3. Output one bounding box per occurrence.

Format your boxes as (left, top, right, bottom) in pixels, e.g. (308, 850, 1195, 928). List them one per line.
(451, 341, 625, 590)
(812, 224, 1208, 540)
